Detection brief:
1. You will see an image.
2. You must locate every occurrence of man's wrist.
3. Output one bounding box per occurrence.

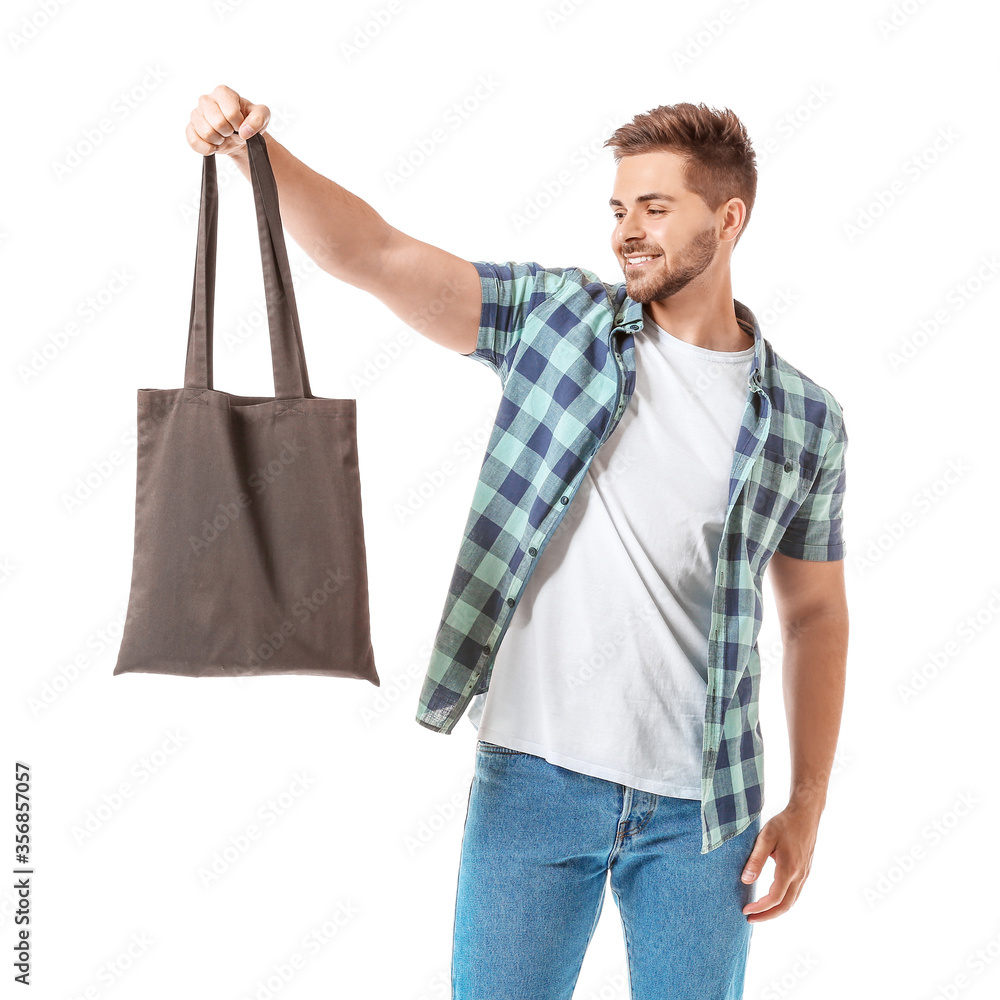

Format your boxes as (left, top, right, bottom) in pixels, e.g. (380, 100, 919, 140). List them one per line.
(787, 776, 829, 816)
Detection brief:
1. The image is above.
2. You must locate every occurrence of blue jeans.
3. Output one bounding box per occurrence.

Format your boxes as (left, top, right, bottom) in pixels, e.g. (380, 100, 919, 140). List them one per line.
(452, 741, 760, 1000)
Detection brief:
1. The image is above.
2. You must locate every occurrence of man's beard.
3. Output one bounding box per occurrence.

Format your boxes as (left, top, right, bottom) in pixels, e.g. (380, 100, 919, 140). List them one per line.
(622, 226, 719, 303)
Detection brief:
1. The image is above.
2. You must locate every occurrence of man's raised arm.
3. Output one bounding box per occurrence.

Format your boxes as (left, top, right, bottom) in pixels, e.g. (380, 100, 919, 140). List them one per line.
(186, 85, 482, 355)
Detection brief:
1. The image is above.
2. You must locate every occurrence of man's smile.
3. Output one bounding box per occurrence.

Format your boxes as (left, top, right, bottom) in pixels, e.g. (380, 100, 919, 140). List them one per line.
(624, 253, 662, 269)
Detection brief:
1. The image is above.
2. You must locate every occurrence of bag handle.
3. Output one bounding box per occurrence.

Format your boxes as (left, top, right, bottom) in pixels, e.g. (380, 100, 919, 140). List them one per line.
(184, 132, 312, 399)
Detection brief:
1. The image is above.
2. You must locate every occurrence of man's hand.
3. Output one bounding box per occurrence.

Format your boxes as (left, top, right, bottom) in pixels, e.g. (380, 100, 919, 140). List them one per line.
(186, 84, 271, 157)
(739, 801, 822, 922)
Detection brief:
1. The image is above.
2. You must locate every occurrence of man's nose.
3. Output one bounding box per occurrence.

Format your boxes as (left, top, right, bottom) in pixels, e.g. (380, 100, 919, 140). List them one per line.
(616, 215, 644, 246)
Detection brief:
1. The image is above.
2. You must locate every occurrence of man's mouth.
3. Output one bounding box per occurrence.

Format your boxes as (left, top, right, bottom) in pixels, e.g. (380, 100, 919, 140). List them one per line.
(624, 253, 661, 269)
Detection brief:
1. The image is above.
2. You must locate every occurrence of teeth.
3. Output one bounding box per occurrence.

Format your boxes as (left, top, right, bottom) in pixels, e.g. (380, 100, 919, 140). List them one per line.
(627, 255, 657, 264)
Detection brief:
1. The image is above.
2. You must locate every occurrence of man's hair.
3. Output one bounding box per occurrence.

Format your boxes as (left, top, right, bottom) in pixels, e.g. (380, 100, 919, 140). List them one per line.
(604, 102, 757, 246)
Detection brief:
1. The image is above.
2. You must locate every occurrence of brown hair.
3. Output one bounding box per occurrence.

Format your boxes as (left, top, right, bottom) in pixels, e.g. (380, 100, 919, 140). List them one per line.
(604, 102, 757, 246)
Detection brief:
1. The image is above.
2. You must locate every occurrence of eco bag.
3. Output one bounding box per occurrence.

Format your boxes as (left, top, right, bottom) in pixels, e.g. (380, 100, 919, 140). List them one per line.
(113, 132, 379, 684)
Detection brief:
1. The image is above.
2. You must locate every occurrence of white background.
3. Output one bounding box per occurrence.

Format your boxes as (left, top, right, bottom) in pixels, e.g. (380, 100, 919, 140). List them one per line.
(4, 0, 999, 997)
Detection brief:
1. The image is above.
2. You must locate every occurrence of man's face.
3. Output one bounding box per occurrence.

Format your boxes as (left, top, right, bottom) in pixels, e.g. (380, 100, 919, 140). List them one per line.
(609, 150, 725, 304)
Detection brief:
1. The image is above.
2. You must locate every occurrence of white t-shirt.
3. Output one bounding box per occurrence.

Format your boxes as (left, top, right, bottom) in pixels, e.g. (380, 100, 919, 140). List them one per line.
(467, 304, 754, 798)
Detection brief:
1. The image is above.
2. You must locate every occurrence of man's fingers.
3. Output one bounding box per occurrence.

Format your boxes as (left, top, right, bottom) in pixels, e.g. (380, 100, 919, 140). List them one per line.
(188, 108, 231, 149)
(195, 95, 241, 144)
(743, 851, 801, 916)
(742, 877, 790, 915)
(741, 823, 776, 883)
(206, 84, 247, 135)
(185, 121, 222, 157)
(235, 96, 270, 138)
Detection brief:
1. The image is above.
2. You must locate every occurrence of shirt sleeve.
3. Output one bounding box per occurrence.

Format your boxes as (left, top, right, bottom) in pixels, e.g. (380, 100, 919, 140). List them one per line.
(775, 416, 848, 561)
(461, 261, 547, 380)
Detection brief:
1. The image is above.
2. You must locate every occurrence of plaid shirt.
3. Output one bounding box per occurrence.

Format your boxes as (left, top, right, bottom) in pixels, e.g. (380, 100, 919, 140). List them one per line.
(414, 261, 847, 854)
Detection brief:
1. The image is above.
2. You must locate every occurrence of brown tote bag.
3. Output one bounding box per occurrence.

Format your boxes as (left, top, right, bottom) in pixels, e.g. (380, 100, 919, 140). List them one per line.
(113, 132, 379, 685)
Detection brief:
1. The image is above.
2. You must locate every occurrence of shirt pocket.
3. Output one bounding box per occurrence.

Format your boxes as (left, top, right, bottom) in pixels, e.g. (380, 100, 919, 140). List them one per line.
(754, 446, 816, 509)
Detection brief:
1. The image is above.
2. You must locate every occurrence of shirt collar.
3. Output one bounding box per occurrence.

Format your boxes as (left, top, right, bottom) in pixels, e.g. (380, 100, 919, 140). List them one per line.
(612, 292, 765, 389)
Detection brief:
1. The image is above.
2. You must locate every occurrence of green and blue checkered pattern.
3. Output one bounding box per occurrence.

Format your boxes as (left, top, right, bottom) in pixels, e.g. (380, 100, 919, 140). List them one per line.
(415, 261, 847, 854)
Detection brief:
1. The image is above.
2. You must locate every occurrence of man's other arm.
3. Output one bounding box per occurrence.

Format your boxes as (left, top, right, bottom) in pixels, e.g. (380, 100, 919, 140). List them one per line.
(740, 553, 848, 922)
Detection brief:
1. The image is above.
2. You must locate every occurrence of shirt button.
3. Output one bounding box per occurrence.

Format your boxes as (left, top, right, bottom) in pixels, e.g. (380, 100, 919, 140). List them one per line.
(528, 547, 537, 556)
(506, 597, 515, 607)
(483, 644, 491, 655)
(560, 496, 569, 504)
(783, 460, 793, 472)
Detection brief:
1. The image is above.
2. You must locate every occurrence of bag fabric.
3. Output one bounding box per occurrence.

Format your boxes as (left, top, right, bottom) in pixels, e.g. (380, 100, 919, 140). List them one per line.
(113, 132, 379, 684)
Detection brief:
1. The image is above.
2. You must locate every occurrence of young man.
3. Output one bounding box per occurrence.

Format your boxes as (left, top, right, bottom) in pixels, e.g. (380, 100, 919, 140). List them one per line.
(188, 92, 848, 1000)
